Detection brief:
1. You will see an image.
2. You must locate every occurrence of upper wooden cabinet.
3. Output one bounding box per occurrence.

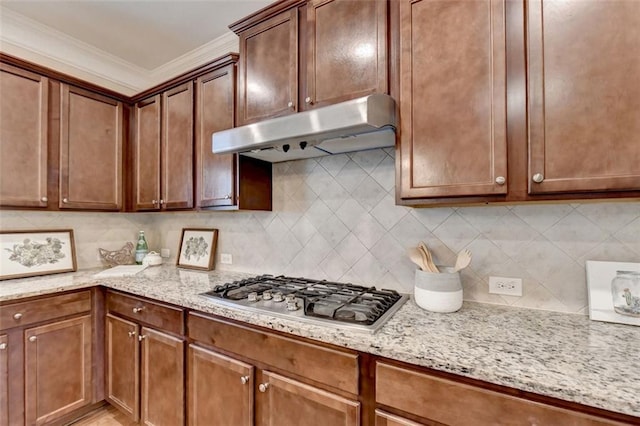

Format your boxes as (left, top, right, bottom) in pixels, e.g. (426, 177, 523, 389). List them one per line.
(526, 0, 640, 194)
(59, 84, 124, 210)
(397, 0, 508, 200)
(132, 82, 194, 211)
(0, 64, 49, 208)
(233, 0, 388, 126)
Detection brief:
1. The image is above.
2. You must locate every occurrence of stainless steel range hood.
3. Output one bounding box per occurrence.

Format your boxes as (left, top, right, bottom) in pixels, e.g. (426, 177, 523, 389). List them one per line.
(212, 94, 396, 163)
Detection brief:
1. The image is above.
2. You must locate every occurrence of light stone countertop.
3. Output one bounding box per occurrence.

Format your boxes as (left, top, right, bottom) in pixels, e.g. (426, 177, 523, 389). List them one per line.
(2, 265, 639, 419)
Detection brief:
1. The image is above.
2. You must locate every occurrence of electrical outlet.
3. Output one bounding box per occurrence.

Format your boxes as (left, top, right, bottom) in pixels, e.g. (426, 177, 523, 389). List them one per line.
(160, 248, 170, 258)
(489, 276, 523, 296)
(220, 253, 233, 265)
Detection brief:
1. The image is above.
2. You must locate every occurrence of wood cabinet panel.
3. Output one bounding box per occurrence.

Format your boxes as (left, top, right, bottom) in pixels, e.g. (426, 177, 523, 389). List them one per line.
(0, 290, 91, 331)
(188, 344, 253, 426)
(133, 94, 161, 210)
(0, 63, 49, 208)
(305, 0, 387, 109)
(257, 370, 360, 426)
(106, 290, 184, 335)
(0, 334, 7, 426)
(527, 0, 640, 193)
(375, 410, 423, 426)
(140, 327, 184, 426)
(106, 314, 139, 421)
(398, 0, 507, 200)
(376, 362, 626, 426)
(162, 82, 194, 209)
(24, 315, 92, 425)
(196, 65, 237, 208)
(237, 8, 298, 125)
(59, 84, 123, 210)
(188, 312, 359, 395)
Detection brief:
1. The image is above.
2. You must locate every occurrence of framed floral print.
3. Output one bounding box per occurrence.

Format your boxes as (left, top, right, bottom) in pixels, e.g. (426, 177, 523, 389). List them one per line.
(0, 230, 77, 280)
(177, 228, 218, 271)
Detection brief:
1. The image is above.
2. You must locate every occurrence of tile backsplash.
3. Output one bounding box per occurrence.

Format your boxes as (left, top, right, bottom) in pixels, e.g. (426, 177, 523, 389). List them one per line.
(1, 148, 638, 314)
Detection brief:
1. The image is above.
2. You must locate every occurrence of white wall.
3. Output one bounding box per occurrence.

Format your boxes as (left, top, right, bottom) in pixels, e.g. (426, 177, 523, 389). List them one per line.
(2, 148, 639, 314)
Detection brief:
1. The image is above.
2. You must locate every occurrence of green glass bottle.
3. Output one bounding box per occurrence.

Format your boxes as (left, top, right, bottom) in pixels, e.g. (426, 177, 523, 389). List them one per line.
(135, 231, 148, 265)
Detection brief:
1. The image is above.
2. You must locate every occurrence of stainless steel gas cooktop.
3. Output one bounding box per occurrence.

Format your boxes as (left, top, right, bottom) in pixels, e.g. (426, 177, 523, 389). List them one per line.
(200, 275, 408, 333)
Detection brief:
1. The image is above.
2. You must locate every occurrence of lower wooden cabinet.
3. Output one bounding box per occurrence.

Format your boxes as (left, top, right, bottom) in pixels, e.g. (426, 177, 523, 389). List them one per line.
(105, 292, 185, 425)
(375, 410, 422, 426)
(0, 334, 8, 426)
(375, 362, 628, 426)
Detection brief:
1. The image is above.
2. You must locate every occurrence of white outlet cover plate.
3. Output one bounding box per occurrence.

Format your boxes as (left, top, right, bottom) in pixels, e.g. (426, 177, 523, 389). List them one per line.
(489, 276, 523, 296)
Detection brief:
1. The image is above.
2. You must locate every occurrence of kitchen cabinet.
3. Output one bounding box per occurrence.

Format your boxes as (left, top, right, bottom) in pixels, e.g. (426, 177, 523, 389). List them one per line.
(526, 0, 640, 194)
(105, 291, 185, 424)
(375, 361, 627, 426)
(187, 312, 360, 426)
(132, 82, 194, 211)
(0, 290, 96, 425)
(374, 410, 422, 426)
(396, 0, 508, 200)
(60, 83, 124, 210)
(0, 63, 49, 209)
(233, 0, 387, 126)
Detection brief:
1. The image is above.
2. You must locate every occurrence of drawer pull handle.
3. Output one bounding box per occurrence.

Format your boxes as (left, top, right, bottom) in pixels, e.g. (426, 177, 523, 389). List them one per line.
(495, 176, 506, 185)
(132, 307, 144, 314)
(258, 383, 269, 393)
(0, 343, 6, 350)
(13, 313, 23, 320)
(62, 198, 69, 203)
(240, 376, 250, 385)
(128, 331, 136, 338)
(41, 196, 48, 202)
(28, 336, 37, 343)
(138, 334, 146, 341)
(532, 173, 544, 183)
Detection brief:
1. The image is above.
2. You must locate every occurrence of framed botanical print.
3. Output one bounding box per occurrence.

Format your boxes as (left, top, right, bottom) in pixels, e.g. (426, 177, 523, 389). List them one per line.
(177, 228, 218, 271)
(1, 229, 77, 280)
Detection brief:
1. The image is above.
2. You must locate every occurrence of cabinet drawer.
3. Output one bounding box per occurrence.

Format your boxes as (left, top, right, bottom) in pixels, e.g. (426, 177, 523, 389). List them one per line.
(0, 291, 91, 331)
(376, 362, 625, 426)
(106, 291, 183, 335)
(188, 312, 359, 394)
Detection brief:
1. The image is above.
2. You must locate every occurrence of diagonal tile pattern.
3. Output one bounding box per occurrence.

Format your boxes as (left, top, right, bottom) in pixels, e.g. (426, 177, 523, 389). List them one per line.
(2, 148, 639, 314)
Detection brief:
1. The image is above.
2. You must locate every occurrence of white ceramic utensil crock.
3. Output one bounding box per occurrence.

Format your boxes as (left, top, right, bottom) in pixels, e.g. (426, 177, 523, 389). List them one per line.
(414, 267, 463, 313)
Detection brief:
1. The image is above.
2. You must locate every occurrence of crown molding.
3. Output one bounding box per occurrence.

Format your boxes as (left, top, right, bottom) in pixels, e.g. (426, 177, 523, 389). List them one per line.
(0, 6, 240, 96)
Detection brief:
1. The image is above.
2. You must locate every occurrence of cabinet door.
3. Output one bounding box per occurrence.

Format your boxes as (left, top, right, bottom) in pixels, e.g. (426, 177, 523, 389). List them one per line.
(60, 84, 123, 210)
(140, 327, 184, 426)
(398, 0, 507, 199)
(106, 314, 140, 421)
(527, 0, 640, 193)
(305, 0, 387, 109)
(257, 370, 360, 426)
(0, 64, 49, 208)
(375, 410, 422, 426)
(187, 344, 253, 426)
(0, 334, 7, 426)
(24, 315, 92, 425)
(196, 65, 237, 208)
(162, 82, 194, 210)
(237, 8, 298, 125)
(133, 95, 161, 211)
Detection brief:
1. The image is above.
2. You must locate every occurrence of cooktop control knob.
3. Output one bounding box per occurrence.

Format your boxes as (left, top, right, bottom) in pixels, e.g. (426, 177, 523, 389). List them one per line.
(286, 300, 299, 311)
(263, 290, 273, 300)
(273, 292, 284, 302)
(248, 292, 259, 302)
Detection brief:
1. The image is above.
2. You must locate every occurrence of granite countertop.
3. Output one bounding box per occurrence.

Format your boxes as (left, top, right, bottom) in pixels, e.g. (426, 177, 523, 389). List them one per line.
(2, 265, 639, 418)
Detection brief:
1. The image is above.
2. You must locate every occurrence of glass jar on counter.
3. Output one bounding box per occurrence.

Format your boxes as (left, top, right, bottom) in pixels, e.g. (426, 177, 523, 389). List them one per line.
(610, 270, 640, 317)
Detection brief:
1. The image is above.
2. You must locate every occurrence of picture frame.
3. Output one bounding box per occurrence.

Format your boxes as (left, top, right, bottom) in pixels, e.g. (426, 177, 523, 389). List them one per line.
(177, 228, 218, 271)
(586, 260, 640, 327)
(0, 229, 77, 280)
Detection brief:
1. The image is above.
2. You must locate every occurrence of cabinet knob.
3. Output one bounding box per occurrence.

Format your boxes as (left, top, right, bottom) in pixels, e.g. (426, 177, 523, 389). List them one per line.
(258, 383, 269, 393)
(287, 101, 294, 108)
(225, 194, 231, 200)
(132, 306, 144, 314)
(128, 331, 136, 338)
(138, 334, 146, 341)
(62, 198, 68, 203)
(305, 97, 313, 105)
(41, 196, 48, 202)
(152, 199, 158, 205)
(13, 313, 23, 321)
(159, 199, 165, 205)
(532, 173, 544, 183)
(28, 336, 37, 343)
(240, 375, 250, 385)
(495, 176, 506, 185)
(0, 343, 7, 350)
